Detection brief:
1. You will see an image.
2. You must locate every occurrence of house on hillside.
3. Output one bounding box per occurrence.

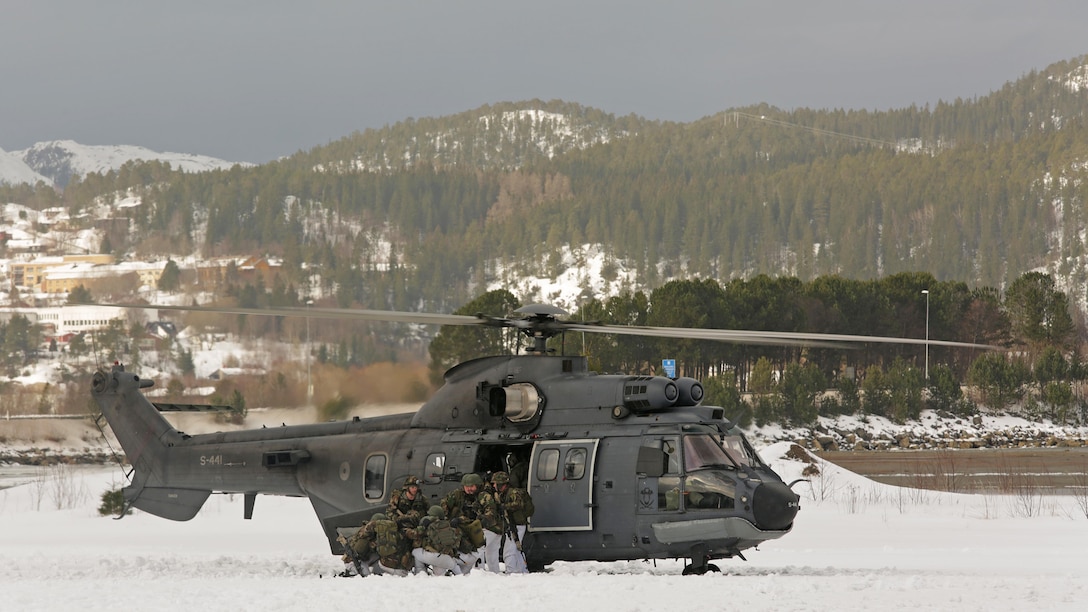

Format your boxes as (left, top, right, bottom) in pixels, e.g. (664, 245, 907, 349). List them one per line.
(196, 255, 283, 290)
(40, 260, 166, 294)
(208, 366, 267, 380)
(146, 321, 177, 339)
(9, 254, 114, 292)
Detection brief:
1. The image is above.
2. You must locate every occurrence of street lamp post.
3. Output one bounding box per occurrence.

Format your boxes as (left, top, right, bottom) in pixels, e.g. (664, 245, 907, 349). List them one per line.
(921, 289, 930, 380)
(306, 299, 313, 404)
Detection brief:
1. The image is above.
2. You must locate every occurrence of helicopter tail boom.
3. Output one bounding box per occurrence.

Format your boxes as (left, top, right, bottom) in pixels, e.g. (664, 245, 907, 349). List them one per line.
(92, 365, 212, 521)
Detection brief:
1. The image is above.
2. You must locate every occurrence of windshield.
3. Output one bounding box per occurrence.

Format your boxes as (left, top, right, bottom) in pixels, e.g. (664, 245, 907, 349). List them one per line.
(682, 434, 735, 471)
(684, 470, 736, 510)
(720, 435, 752, 467)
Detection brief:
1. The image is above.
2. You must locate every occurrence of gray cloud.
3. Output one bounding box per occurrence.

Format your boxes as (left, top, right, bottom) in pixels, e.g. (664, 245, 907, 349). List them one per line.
(2, 0, 1085, 163)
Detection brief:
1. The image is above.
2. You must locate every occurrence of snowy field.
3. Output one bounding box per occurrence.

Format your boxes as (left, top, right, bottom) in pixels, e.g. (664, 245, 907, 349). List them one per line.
(2, 442, 1086, 612)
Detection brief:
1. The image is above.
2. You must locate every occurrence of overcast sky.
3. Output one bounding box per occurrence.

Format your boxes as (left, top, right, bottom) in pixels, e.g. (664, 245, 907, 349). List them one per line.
(2, 1, 1087, 164)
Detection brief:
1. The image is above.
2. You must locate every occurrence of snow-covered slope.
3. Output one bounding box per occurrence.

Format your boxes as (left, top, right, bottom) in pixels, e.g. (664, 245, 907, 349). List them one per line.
(0, 146, 51, 186)
(10, 140, 245, 188)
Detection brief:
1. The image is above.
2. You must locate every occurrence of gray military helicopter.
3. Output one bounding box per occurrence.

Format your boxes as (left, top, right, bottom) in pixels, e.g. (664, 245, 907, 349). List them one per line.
(90, 302, 992, 574)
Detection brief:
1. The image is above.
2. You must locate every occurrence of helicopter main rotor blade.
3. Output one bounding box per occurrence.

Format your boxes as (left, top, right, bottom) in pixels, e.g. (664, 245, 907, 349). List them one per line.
(97, 303, 493, 327)
(95, 302, 997, 350)
(565, 323, 997, 350)
(563, 324, 845, 348)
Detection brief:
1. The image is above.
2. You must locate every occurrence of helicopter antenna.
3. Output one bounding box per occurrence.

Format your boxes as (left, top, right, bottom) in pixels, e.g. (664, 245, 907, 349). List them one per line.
(90, 403, 134, 487)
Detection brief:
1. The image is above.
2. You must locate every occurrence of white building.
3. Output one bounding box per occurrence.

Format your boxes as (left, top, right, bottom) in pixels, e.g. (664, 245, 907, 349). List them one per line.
(1, 305, 134, 336)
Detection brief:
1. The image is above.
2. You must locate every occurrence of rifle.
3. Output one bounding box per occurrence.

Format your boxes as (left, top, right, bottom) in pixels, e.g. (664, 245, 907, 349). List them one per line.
(498, 510, 509, 561)
(336, 528, 371, 577)
(504, 507, 522, 551)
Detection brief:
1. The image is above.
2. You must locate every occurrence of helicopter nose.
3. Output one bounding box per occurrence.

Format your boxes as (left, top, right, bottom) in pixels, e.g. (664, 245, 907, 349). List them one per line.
(751, 481, 800, 530)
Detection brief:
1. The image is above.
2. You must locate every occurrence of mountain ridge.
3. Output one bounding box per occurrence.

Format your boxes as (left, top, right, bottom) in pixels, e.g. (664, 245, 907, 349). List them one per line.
(2, 140, 245, 189)
(4, 55, 1088, 316)
(5, 54, 1088, 188)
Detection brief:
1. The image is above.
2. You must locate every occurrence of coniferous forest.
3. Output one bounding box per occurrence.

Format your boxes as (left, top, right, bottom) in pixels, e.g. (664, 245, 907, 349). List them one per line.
(5, 56, 1082, 316)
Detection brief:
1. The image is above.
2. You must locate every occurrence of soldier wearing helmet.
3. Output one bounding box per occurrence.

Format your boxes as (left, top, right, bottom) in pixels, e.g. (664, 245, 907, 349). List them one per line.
(387, 475, 429, 529)
(442, 472, 486, 561)
(479, 470, 533, 573)
(358, 512, 415, 576)
(411, 505, 475, 575)
(442, 473, 484, 521)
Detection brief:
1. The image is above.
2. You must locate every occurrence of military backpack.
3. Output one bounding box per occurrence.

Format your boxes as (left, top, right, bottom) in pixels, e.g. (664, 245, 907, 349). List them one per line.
(508, 488, 535, 525)
(428, 519, 462, 553)
(372, 519, 406, 558)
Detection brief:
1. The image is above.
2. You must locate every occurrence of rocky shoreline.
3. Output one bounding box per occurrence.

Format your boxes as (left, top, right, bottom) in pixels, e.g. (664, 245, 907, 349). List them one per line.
(802, 421, 1087, 452)
(749, 412, 1088, 453)
(0, 449, 118, 466)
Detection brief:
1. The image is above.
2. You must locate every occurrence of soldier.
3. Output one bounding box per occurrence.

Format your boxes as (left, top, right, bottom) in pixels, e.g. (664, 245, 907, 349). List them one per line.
(366, 512, 415, 576)
(481, 470, 533, 573)
(336, 520, 376, 577)
(411, 505, 474, 575)
(506, 452, 529, 489)
(478, 476, 504, 573)
(388, 475, 429, 529)
(442, 472, 486, 559)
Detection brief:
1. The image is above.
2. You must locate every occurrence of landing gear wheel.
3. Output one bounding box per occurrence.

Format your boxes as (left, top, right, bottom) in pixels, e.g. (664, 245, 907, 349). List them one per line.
(682, 562, 721, 575)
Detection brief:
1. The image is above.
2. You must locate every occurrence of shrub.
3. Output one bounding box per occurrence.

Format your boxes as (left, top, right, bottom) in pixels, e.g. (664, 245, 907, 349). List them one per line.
(835, 375, 861, 415)
(927, 363, 962, 412)
(98, 487, 131, 517)
(318, 394, 355, 421)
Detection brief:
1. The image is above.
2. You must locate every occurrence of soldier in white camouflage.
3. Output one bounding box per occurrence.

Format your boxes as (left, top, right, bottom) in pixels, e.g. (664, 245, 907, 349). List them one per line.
(442, 472, 486, 562)
(480, 470, 533, 573)
(411, 505, 475, 575)
(365, 512, 415, 575)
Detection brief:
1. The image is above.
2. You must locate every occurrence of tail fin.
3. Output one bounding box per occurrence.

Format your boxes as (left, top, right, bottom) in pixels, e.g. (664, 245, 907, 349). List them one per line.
(92, 364, 209, 520)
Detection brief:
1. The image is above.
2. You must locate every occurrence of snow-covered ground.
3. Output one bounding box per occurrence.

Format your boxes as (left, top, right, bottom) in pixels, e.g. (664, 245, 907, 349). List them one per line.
(2, 442, 1085, 611)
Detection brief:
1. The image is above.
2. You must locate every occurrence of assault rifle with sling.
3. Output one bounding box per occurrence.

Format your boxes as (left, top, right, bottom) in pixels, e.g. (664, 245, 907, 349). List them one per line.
(336, 527, 371, 577)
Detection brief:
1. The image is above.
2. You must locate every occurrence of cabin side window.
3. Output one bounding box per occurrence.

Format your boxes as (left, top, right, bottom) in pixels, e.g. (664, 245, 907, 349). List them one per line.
(564, 448, 587, 480)
(537, 448, 560, 481)
(662, 438, 681, 474)
(424, 452, 446, 484)
(364, 454, 387, 500)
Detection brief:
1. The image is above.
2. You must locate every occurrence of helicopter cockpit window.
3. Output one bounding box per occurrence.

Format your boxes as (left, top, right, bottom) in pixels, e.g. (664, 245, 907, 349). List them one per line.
(563, 448, 587, 480)
(683, 434, 735, 471)
(720, 435, 751, 467)
(537, 449, 560, 481)
(424, 452, 446, 485)
(364, 454, 387, 500)
(639, 436, 682, 510)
